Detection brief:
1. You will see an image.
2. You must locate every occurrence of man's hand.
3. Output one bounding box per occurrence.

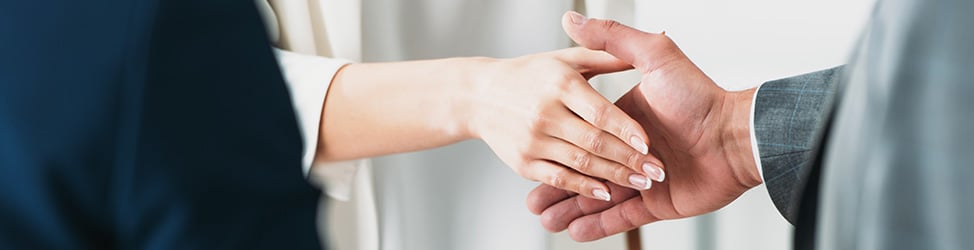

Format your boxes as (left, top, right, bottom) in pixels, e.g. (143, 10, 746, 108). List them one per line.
(525, 11, 763, 242)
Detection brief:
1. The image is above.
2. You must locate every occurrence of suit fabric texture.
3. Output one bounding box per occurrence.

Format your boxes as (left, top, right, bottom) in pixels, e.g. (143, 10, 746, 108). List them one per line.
(753, 67, 843, 225)
(816, 0, 974, 249)
(0, 1, 322, 249)
(754, 0, 974, 249)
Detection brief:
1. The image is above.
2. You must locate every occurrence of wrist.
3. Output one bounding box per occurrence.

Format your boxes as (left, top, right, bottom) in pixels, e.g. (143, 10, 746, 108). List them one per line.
(720, 88, 762, 187)
(450, 56, 498, 140)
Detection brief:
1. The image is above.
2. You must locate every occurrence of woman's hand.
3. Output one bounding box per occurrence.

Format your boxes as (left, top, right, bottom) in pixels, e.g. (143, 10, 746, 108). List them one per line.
(526, 13, 762, 241)
(464, 48, 666, 201)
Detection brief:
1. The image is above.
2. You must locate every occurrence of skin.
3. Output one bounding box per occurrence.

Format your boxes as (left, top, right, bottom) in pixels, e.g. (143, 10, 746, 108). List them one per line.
(525, 12, 764, 241)
(313, 47, 667, 201)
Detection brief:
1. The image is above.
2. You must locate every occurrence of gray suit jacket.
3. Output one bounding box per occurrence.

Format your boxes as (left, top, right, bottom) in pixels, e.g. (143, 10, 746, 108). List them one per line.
(754, 0, 974, 249)
(754, 66, 843, 224)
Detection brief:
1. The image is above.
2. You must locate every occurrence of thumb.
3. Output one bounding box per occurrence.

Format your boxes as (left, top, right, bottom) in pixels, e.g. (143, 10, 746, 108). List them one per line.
(561, 11, 681, 73)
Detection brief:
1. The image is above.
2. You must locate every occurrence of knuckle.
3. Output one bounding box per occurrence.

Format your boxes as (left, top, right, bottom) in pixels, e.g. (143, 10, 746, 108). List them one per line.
(583, 129, 606, 153)
(617, 123, 634, 141)
(571, 150, 592, 173)
(576, 177, 594, 195)
(548, 170, 569, 190)
(611, 164, 631, 181)
(627, 151, 642, 169)
(551, 74, 576, 92)
(527, 115, 549, 132)
(600, 20, 623, 32)
(589, 102, 612, 128)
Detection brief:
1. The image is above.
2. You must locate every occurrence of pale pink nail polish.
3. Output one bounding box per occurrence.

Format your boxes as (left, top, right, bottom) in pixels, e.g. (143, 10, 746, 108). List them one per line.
(593, 188, 611, 201)
(628, 174, 652, 190)
(643, 162, 666, 182)
(629, 136, 649, 155)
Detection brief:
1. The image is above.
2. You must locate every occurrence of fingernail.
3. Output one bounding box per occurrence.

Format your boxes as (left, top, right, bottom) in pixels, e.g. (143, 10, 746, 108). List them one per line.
(593, 188, 611, 201)
(567, 11, 587, 25)
(628, 174, 652, 190)
(643, 162, 666, 182)
(629, 136, 649, 155)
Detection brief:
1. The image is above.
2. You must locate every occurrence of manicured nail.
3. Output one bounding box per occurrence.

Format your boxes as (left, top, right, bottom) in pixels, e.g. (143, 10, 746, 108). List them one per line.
(567, 11, 587, 25)
(628, 174, 652, 190)
(629, 136, 649, 155)
(593, 188, 611, 201)
(643, 162, 665, 182)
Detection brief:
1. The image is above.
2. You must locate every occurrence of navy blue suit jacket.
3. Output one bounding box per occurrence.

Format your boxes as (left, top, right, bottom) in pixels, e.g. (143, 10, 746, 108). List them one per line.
(0, 1, 322, 249)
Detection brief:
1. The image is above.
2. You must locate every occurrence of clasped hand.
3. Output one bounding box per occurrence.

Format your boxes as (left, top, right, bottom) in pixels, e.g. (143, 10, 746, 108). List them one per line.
(523, 12, 765, 242)
(469, 47, 667, 202)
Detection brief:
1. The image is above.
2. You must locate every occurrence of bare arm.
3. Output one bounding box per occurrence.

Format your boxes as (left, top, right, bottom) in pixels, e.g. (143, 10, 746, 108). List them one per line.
(316, 57, 480, 160)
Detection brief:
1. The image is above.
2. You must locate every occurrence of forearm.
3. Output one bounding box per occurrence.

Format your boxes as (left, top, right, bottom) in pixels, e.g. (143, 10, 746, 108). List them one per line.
(314, 58, 483, 162)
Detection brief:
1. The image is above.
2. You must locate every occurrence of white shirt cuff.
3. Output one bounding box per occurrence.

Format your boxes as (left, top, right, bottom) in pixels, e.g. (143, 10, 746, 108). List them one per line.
(274, 48, 363, 201)
(749, 83, 765, 181)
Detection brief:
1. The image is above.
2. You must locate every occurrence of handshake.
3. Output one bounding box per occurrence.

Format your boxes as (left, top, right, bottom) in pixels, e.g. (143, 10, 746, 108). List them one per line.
(521, 11, 762, 242)
(527, 12, 762, 241)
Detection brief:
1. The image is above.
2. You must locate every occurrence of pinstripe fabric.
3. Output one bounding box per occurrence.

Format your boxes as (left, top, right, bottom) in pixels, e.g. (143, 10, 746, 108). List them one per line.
(753, 67, 843, 224)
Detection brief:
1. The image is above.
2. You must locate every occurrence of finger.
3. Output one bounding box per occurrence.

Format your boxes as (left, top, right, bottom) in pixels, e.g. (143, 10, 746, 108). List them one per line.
(558, 80, 663, 178)
(546, 107, 653, 176)
(568, 196, 659, 242)
(526, 184, 575, 215)
(561, 11, 682, 73)
(614, 90, 668, 182)
(550, 47, 633, 79)
(521, 160, 613, 202)
(537, 137, 651, 191)
(539, 182, 640, 232)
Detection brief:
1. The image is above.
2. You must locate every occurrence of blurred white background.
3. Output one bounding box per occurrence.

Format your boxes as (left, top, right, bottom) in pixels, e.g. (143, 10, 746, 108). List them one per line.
(559, 0, 876, 249)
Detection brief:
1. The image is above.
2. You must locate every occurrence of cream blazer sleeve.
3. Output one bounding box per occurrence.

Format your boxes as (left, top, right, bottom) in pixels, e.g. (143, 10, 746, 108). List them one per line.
(258, 2, 379, 250)
(257, 0, 366, 201)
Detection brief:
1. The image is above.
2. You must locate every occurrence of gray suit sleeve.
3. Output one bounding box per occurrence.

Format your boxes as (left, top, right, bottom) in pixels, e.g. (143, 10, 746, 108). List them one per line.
(752, 66, 843, 224)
